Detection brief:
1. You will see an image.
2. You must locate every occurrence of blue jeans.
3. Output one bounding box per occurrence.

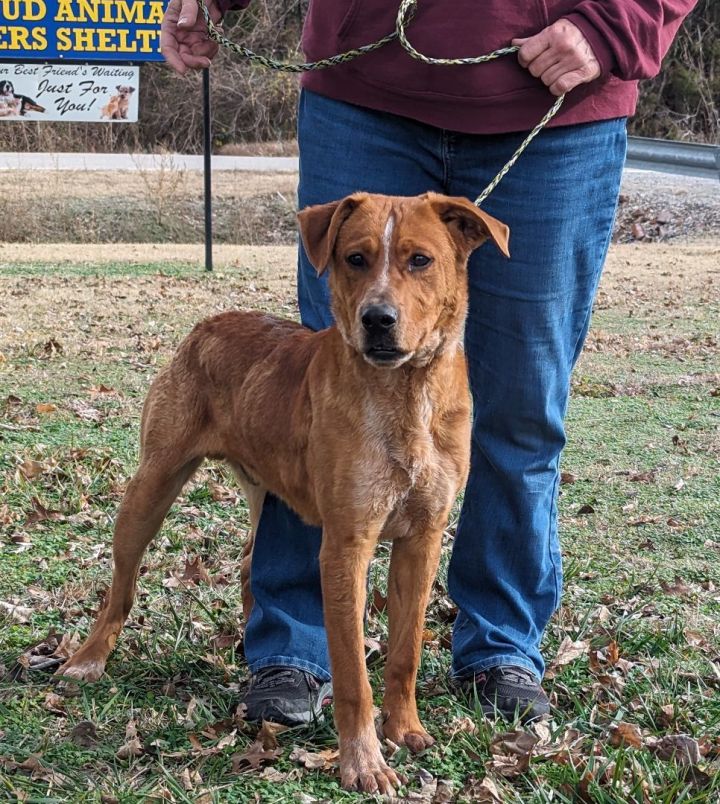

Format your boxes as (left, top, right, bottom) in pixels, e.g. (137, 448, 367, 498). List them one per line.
(244, 89, 626, 682)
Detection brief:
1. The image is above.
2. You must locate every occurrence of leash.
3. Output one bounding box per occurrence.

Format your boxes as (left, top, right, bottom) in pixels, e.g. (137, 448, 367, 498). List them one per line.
(195, 0, 566, 207)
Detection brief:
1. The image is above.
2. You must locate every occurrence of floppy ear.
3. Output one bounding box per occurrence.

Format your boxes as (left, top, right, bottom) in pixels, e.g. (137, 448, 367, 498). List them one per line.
(429, 194, 510, 259)
(297, 194, 365, 275)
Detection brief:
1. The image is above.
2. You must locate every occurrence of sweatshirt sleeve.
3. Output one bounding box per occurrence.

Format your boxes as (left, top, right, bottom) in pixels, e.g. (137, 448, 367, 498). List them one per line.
(217, 0, 251, 15)
(563, 1, 698, 80)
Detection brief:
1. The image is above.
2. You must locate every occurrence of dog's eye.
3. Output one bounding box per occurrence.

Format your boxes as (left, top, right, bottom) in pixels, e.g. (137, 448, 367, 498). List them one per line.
(409, 254, 432, 270)
(346, 253, 366, 269)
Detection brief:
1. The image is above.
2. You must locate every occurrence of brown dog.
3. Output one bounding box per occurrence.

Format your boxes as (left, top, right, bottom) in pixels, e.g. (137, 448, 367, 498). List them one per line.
(58, 192, 509, 794)
(100, 85, 135, 120)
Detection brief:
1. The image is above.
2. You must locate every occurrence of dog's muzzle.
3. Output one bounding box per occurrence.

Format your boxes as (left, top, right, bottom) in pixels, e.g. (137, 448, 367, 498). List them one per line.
(360, 304, 406, 365)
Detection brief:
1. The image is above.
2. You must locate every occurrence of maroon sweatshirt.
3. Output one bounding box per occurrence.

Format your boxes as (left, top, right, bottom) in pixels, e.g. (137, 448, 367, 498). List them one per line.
(218, 0, 696, 134)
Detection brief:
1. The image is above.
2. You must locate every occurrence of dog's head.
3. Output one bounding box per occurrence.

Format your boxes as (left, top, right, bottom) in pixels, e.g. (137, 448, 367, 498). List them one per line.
(0, 81, 14, 97)
(115, 85, 136, 99)
(298, 192, 509, 368)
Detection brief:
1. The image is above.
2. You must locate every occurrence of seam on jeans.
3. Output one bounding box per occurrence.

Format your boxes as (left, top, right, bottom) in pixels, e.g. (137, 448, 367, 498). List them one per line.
(250, 655, 332, 683)
(441, 130, 451, 192)
(453, 655, 540, 682)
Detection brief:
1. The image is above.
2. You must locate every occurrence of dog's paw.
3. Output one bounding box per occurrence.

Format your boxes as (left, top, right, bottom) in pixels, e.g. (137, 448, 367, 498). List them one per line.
(340, 740, 400, 796)
(55, 656, 106, 683)
(383, 714, 435, 754)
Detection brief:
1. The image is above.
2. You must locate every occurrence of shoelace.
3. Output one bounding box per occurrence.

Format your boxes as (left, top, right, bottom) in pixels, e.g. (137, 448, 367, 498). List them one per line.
(252, 667, 309, 690)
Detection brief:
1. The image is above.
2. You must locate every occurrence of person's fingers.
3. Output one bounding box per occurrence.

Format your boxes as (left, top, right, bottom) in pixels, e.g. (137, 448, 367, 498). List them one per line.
(525, 49, 561, 79)
(514, 30, 551, 68)
(178, 0, 199, 27)
(549, 69, 586, 96)
(540, 61, 570, 88)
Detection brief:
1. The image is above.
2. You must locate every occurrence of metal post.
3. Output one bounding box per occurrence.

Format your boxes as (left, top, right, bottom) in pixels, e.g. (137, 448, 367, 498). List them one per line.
(203, 67, 213, 272)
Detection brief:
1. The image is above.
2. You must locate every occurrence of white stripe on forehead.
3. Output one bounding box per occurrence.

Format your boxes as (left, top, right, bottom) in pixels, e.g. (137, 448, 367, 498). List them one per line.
(378, 212, 395, 289)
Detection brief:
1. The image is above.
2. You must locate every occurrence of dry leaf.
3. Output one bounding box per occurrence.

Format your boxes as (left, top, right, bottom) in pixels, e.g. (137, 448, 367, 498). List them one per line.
(648, 734, 701, 765)
(487, 730, 539, 778)
(551, 636, 589, 669)
(0, 600, 33, 623)
(182, 556, 213, 586)
(460, 776, 503, 802)
(116, 719, 143, 759)
(43, 692, 66, 715)
(289, 746, 339, 770)
(17, 459, 48, 480)
(70, 720, 99, 748)
(608, 722, 643, 749)
(35, 403, 58, 414)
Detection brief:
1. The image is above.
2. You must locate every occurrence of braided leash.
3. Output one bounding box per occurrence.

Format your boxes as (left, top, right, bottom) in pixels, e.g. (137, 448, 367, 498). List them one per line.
(196, 0, 566, 207)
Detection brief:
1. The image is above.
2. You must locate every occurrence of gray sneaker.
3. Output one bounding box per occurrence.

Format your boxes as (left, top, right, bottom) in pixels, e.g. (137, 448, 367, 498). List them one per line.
(457, 665, 550, 723)
(242, 667, 333, 726)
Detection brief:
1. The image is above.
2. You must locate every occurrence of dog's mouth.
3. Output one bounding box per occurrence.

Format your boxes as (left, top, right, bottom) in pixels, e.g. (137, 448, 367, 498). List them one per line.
(364, 345, 409, 367)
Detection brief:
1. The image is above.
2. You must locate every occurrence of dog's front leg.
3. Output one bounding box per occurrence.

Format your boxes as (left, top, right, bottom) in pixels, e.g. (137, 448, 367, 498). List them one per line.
(320, 530, 400, 796)
(382, 530, 443, 752)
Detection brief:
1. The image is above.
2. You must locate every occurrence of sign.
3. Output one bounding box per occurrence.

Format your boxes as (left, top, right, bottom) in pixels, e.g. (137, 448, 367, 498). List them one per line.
(0, 0, 166, 61)
(0, 62, 139, 120)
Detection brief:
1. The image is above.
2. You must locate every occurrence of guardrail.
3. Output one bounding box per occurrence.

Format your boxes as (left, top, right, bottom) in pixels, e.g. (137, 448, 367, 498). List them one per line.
(626, 136, 719, 180)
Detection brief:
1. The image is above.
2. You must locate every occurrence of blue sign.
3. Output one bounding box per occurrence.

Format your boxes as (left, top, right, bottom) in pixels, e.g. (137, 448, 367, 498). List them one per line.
(0, 0, 168, 62)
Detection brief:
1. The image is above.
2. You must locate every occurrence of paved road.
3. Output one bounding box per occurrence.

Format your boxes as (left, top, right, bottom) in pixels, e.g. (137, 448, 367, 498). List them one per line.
(0, 152, 299, 172)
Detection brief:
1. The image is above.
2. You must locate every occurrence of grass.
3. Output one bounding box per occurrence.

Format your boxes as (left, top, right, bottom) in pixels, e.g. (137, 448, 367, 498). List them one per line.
(1, 242, 719, 802)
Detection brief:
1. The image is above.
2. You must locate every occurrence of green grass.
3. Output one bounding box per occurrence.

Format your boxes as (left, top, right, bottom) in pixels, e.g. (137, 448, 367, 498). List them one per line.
(1, 254, 719, 802)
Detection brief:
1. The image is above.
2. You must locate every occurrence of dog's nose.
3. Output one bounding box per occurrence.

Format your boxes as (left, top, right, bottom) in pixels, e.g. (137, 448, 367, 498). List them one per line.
(361, 304, 398, 333)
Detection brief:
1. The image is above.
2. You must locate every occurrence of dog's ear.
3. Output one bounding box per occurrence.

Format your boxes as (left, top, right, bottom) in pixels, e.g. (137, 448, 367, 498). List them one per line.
(116, 85, 123, 92)
(429, 194, 510, 259)
(297, 194, 365, 275)
(129, 87, 136, 93)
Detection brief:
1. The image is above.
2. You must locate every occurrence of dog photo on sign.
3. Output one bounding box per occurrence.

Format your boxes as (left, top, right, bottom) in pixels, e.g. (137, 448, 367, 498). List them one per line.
(100, 85, 136, 120)
(0, 79, 45, 118)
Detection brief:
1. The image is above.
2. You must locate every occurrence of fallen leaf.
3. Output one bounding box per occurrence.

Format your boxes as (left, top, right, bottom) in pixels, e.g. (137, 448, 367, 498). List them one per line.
(660, 576, 692, 596)
(116, 719, 143, 760)
(25, 497, 64, 527)
(17, 459, 48, 480)
(43, 692, 66, 715)
(550, 636, 589, 670)
(289, 746, 339, 770)
(608, 722, 643, 749)
(70, 720, 99, 748)
(182, 556, 213, 586)
(67, 399, 103, 422)
(488, 730, 539, 778)
(648, 734, 701, 765)
(0, 600, 33, 623)
(35, 403, 58, 414)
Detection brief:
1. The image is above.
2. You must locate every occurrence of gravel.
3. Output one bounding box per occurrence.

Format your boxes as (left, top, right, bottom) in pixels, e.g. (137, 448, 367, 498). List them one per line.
(614, 170, 720, 242)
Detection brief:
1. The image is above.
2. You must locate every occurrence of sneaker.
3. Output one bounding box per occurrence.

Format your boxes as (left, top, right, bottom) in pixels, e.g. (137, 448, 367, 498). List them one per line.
(242, 666, 333, 726)
(457, 665, 550, 723)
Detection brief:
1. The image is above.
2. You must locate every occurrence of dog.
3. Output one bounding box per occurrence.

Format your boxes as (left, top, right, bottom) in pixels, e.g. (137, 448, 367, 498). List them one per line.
(0, 80, 45, 116)
(100, 85, 135, 120)
(58, 192, 509, 795)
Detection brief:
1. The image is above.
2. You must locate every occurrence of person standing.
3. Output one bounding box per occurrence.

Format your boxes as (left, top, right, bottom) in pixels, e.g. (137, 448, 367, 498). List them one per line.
(161, 0, 696, 724)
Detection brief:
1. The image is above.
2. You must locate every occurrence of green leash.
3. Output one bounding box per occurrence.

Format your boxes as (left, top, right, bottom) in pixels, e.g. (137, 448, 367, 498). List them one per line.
(195, 0, 566, 207)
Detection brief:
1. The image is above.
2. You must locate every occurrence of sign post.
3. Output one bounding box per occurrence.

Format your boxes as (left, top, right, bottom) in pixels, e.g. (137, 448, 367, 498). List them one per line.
(203, 67, 212, 273)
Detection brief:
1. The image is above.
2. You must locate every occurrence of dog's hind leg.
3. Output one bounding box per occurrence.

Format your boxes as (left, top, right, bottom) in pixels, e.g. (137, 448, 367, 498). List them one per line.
(231, 463, 266, 622)
(58, 451, 202, 682)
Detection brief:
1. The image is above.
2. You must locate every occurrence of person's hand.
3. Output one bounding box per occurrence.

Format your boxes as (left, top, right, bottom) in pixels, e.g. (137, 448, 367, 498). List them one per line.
(161, 0, 223, 75)
(512, 19, 601, 96)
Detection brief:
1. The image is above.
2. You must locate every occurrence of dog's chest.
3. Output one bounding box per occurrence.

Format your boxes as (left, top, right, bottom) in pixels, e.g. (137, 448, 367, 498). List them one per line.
(360, 392, 459, 525)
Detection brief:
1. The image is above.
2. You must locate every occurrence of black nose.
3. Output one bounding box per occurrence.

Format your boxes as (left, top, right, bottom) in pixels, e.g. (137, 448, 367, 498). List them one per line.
(361, 304, 398, 333)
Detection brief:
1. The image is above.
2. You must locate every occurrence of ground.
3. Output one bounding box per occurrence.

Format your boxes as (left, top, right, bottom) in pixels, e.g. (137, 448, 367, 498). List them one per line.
(0, 216, 719, 801)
